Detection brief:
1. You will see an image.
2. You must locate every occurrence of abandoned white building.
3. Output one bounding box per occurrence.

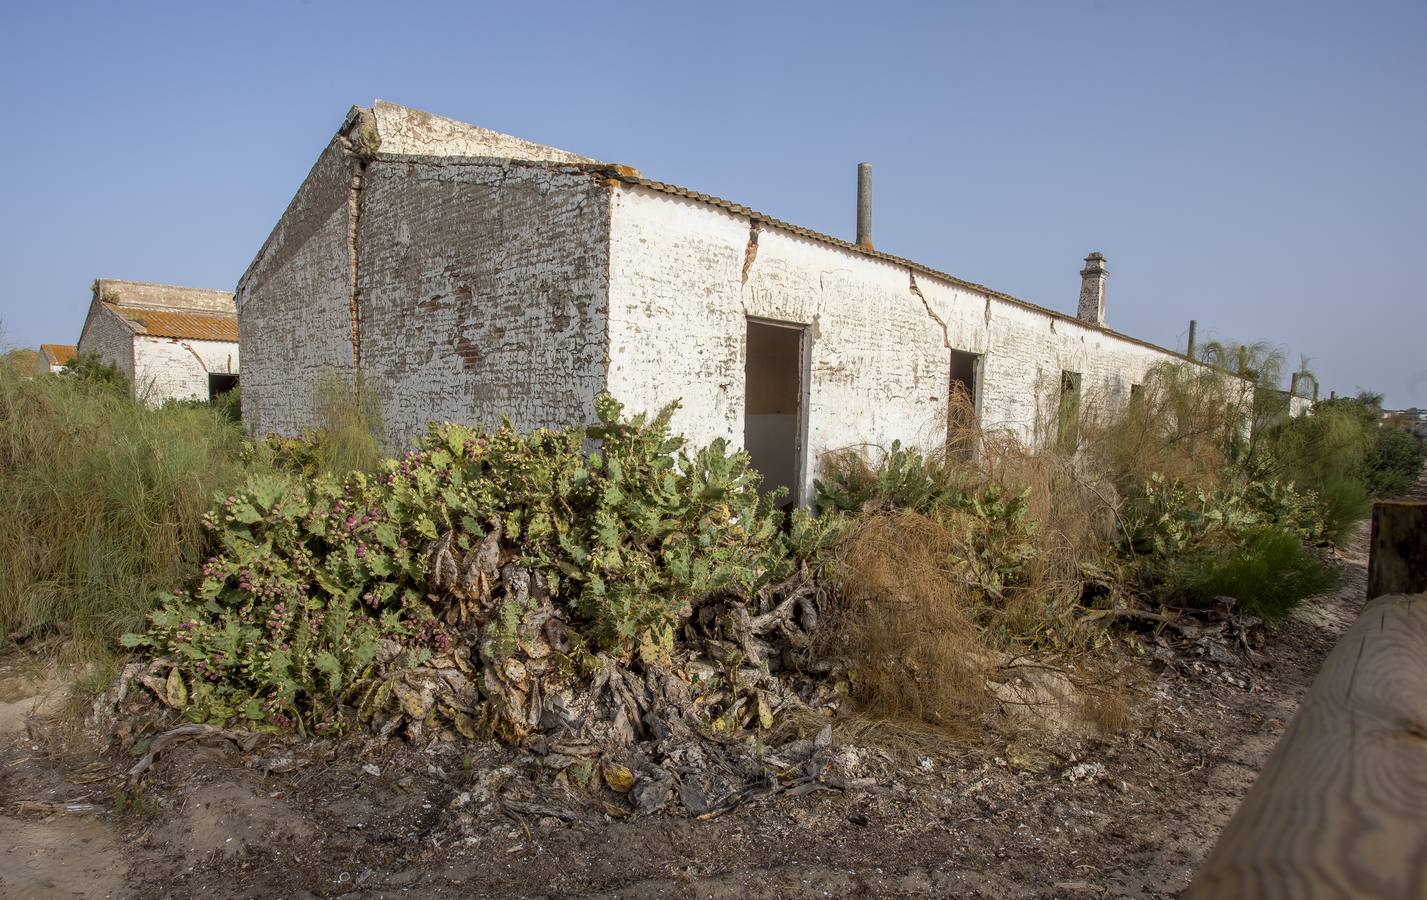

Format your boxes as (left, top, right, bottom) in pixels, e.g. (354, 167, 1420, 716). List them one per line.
(77, 279, 240, 404)
(238, 101, 1257, 503)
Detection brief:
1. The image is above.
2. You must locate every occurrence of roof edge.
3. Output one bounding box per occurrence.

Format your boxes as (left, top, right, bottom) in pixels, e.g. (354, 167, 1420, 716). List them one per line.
(93, 277, 233, 297)
(346, 151, 1203, 365)
(600, 173, 1202, 366)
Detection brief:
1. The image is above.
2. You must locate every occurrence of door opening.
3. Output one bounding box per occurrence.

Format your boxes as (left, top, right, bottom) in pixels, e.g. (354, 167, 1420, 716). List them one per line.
(744, 319, 806, 507)
(947, 350, 980, 456)
(208, 373, 239, 401)
(1057, 370, 1082, 453)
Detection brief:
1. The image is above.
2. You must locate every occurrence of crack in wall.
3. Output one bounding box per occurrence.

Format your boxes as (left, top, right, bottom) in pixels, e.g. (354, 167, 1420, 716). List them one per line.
(909, 271, 951, 351)
(175, 340, 210, 373)
(599, 182, 615, 397)
(740, 221, 761, 285)
(345, 143, 367, 369)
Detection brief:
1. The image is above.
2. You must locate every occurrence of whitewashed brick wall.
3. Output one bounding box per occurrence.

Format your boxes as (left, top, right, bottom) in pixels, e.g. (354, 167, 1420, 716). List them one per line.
(355, 158, 609, 442)
(606, 183, 1180, 502)
(131, 336, 238, 405)
(236, 140, 359, 437)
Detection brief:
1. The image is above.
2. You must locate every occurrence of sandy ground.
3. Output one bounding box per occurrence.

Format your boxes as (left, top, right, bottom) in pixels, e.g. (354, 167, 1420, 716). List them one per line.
(0, 525, 1376, 899)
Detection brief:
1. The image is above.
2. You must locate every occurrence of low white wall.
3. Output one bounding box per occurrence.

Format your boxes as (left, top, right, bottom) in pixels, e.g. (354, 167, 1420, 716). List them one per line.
(132, 337, 239, 405)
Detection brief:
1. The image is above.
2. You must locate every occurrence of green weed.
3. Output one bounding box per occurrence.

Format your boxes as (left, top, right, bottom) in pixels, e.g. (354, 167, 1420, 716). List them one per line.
(0, 367, 251, 660)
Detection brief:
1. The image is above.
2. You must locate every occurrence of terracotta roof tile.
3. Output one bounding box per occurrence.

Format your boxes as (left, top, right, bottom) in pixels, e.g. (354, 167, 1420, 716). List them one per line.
(109, 304, 239, 342)
(39, 343, 76, 366)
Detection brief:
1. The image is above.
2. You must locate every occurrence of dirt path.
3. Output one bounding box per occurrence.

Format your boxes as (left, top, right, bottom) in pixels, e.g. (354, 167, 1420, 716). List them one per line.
(0, 526, 1379, 899)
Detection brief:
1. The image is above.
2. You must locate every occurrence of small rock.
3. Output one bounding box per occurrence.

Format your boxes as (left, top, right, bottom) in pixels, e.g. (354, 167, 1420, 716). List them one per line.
(630, 773, 674, 814)
(1004, 743, 1053, 774)
(1066, 761, 1106, 782)
(361, 764, 381, 777)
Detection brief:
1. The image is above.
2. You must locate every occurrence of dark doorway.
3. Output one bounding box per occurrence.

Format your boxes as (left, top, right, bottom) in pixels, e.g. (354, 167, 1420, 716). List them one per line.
(1057, 370, 1082, 453)
(744, 319, 806, 506)
(947, 350, 980, 455)
(208, 373, 239, 401)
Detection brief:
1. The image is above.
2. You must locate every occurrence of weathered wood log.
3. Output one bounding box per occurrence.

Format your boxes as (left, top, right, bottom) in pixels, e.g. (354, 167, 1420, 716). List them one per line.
(1368, 500, 1427, 600)
(1187, 594, 1427, 899)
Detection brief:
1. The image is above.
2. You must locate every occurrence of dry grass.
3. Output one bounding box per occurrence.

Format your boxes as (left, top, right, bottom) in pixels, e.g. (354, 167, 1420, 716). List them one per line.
(817, 397, 1129, 734)
(0, 368, 251, 658)
(828, 510, 991, 727)
(814, 362, 1307, 738)
(1081, 684, 1134, 734)
(977, 429, 1118, 642)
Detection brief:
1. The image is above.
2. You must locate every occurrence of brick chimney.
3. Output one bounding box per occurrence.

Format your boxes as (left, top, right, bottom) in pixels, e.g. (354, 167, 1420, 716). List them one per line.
(1077, 252, 1107, 327)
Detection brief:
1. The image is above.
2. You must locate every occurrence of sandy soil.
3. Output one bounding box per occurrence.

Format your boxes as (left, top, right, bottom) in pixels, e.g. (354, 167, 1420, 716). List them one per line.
(0, 527, 1374, 899)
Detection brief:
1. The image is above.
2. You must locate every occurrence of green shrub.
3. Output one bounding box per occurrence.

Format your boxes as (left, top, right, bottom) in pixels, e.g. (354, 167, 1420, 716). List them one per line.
(0, 367, 251, 654)
(64, 352, 130, 392)
(1242, 477, 1326, 542)
(1366, 426, 1424, 497)
(815, 440, 966, 514)
(212, 385, 241, 423)
(126, 395, 843, 730)
(1122, 474, 1261, 558)
(1162, 526, 1337, 619)
(1120, 473, 1334, 618)
(1254, 400, 1380, 545)
(1315, 474, 1372, 546)
(308, 371, 387, 474)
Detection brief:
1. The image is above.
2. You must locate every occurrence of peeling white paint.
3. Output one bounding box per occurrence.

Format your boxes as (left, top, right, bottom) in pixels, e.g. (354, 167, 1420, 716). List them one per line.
(131, 337, 239, 405)
(606, 184, 1175, 501)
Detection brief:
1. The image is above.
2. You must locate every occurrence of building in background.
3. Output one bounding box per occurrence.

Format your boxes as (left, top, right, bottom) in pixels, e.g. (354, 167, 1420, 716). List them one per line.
(36, 343, 75, 373)
(77, 279, 239, 404)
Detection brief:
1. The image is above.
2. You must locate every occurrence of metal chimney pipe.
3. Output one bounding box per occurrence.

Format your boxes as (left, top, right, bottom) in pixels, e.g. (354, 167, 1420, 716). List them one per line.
(856, 163, 873, 248)
(1187, 319, 1198, 358)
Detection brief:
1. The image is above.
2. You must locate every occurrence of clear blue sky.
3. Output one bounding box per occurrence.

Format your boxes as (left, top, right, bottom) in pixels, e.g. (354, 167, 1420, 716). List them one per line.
(2, 0, 1423, 404)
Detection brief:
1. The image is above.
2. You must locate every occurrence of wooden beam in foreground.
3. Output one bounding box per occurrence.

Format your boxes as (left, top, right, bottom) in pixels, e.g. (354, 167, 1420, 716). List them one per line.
(1187, 594, 1427, 899)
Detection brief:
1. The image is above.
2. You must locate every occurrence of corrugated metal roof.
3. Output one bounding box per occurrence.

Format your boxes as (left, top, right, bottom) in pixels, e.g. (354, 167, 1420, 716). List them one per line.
(39, 343, 76, 366)
(108, 304, 239, 342)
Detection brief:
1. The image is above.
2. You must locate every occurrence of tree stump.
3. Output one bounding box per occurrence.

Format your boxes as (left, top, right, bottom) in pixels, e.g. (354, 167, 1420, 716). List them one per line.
(1368, 500, 1427, 600)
